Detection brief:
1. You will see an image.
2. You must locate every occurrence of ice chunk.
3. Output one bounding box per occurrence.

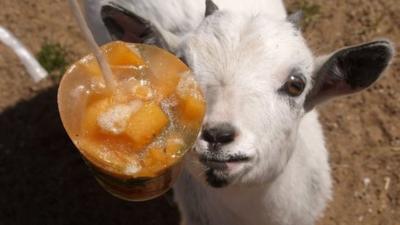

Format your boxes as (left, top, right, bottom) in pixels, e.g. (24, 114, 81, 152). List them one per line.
(125, 161, 142, 175)
(97, 100, 142, 134)
(166, 135, 184, 157)
(132, 80, 154, 100)
(177, 72, 200, 98)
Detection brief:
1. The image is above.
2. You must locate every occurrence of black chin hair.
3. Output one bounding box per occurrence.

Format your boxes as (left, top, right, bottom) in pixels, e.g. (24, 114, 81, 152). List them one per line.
(206, 169, 229, 188)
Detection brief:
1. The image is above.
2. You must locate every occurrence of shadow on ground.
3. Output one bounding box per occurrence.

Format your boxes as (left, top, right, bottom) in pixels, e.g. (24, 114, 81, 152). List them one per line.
(0, 86, 179, 225)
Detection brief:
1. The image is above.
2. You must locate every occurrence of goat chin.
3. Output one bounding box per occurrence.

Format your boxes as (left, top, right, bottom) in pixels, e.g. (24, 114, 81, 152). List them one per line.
(174, 110, 332, 225)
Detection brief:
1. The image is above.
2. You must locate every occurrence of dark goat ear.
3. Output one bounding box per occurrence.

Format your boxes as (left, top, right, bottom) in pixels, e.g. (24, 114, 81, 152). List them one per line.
(205, 0, 219, 17)
(100, 3, 178, 50)
(101, 4, 152, 43)
(305, 40, 394, 111)
(287, 11, 303, 29)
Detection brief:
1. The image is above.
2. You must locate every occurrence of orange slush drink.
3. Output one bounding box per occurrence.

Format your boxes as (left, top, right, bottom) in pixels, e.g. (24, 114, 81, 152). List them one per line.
(58, 41, 205, 201)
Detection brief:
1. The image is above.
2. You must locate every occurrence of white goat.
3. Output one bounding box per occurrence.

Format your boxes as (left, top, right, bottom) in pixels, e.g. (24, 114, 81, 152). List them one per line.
(84, 1, 394, 224)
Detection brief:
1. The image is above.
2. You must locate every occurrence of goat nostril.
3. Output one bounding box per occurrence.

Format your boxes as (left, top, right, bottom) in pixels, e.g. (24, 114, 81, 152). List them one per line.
(202, 123, 236, 144)
(202, 128, 216, 143)
(217, 131, 235, 144)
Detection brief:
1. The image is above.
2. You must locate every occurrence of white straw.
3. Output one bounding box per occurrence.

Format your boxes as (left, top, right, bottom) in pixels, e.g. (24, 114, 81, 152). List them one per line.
(0, 26, 48, 82)
(68, 0, 116, 90)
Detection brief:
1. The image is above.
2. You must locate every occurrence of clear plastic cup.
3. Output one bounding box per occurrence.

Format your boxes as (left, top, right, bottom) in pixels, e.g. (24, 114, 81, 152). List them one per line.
(58, 42, 205, 201)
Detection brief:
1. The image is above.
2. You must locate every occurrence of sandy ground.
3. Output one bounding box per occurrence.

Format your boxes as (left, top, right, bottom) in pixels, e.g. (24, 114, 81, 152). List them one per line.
(0, 0, 399, 224)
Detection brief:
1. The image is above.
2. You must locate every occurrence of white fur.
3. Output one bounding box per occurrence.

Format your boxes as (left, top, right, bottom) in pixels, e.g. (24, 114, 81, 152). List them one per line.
(175, 111, 331, 225)
(174, 11, 331, 225)
(214, 0, 286, 18)
(85, 1, 332, 225)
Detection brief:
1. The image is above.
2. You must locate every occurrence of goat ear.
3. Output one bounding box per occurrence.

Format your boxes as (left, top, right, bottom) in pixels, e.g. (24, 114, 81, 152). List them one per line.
(304, 40, 394, 111)
(287, 11, 303, 29)
(205, 0, 219, 17)
(100, 3, 179, 51)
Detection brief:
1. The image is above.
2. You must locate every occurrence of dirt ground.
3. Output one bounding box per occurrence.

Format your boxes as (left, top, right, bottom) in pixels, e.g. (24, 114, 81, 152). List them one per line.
(0, 0, 399, 225)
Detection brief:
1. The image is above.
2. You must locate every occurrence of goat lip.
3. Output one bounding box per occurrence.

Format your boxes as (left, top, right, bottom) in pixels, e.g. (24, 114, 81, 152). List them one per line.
(201, 160, 228, 170)
(199, 156, 250, 170)
(200, 155, 250, 163)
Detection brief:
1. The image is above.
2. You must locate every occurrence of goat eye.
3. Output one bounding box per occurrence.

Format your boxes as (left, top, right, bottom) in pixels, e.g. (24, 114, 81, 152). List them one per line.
(284, 75, 306, 97)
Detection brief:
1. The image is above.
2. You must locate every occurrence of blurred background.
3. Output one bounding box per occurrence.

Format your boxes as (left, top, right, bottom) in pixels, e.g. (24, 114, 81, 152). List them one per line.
(0, 0, 398, 224)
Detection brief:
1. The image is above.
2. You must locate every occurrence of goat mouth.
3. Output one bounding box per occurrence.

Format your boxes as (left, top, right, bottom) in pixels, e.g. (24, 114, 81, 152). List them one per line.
(199, 155, 250, 170)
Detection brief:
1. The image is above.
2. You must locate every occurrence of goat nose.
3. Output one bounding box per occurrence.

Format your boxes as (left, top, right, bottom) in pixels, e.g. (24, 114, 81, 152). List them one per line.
(202, 123, 236, 144)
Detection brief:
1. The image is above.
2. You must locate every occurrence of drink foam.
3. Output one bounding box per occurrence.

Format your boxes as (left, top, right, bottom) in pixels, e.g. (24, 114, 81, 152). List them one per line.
(98, 100, 143, 134)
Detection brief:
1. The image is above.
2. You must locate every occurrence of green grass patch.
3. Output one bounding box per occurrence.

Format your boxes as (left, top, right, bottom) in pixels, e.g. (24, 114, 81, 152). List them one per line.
(37, 42, 69, 81)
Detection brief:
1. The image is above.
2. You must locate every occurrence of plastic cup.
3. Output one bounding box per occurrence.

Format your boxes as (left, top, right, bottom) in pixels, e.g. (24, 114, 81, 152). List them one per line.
(58, 42, 204, 201)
